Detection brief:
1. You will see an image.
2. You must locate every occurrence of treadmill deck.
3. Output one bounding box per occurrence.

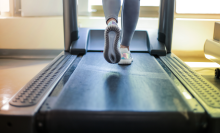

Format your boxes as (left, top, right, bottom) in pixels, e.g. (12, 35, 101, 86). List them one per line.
(44, 52, 203, 133)
(54, 52, 190, 111)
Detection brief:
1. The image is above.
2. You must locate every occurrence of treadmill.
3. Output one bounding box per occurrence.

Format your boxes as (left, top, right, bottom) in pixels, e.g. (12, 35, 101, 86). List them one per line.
(0, 0, 220, 133)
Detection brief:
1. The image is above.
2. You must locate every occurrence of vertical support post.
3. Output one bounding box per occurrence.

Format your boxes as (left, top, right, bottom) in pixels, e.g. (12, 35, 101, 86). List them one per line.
(63, 0, 79, 52)
(158, 0, 175, 53)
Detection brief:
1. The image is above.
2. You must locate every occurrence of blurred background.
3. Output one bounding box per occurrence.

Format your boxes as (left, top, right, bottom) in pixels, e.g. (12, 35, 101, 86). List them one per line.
(0, 0, 220, 56)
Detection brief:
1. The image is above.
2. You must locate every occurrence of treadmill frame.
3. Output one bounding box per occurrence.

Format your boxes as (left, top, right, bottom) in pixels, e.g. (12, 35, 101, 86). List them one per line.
(1, 0, 220, 133)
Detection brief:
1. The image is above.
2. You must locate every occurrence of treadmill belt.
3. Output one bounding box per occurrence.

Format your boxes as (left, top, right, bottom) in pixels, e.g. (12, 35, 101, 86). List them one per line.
(47, 52, 196, 132)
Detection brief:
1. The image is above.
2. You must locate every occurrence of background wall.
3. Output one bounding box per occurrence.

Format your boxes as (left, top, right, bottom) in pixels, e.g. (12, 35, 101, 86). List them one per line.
(0, 17, 64, 49)
(0, 16, 219, 57)
(21, 0, 62, 16)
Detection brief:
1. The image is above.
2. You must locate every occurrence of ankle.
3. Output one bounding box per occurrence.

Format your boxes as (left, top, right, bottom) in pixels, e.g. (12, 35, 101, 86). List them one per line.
(107, 18, 117, 25)
(120, 45, 129, 51)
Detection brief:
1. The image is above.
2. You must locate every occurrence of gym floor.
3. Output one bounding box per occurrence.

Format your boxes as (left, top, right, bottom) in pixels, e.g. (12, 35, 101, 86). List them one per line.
(0, 56, 220, 109)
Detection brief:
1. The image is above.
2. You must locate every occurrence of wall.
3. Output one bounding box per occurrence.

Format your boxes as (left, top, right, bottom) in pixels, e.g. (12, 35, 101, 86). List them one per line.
(0, 16, 219, 57)
(21, 0, 62, 16)
(0, 17, 64, 49)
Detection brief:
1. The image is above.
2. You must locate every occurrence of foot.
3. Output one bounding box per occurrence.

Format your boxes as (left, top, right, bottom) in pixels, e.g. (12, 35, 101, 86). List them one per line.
(120, 45, 129, 51)
(118, 48, 133, 65)
(103, 21, 121, 64)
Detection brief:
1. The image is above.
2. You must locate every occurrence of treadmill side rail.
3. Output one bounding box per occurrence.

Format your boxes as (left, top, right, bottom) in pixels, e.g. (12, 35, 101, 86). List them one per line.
(160, 53, 220, 133)
(0, 52, 77, 133)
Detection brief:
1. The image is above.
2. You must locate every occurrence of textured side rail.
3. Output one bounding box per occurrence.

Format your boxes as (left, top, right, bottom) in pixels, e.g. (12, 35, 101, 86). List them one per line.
(9, 53, 76, 107)
(160, 54, 220, 108)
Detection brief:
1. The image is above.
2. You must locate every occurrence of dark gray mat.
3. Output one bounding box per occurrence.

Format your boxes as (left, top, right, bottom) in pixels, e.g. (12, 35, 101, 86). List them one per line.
(53, 52, 189, 112)
(46, 52, 203, 133)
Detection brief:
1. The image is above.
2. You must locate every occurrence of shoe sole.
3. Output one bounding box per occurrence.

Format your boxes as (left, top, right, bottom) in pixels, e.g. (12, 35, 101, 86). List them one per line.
(103, 25, 121, 64)
(118, 59, 133, 65)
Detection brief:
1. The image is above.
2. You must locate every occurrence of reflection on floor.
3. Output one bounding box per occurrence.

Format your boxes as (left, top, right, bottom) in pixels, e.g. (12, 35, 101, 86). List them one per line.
(185, 62, 220, 75)
(184, 61, 220, 89)
(180, 56, 219, 76)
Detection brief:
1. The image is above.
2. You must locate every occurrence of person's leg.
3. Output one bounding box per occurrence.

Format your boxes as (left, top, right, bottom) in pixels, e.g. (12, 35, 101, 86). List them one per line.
(118, 0, 140, 65)
(121, 0, 140, 50)
(102, 0, 121, 64)
(102, 0, 121, 24)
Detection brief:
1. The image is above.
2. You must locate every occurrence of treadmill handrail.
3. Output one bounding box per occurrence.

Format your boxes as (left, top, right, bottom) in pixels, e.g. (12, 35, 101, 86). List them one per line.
(63, 0, 175, 53)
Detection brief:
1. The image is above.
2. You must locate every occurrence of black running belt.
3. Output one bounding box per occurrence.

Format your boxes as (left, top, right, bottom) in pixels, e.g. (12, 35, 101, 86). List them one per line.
(46, 52, 202, 133)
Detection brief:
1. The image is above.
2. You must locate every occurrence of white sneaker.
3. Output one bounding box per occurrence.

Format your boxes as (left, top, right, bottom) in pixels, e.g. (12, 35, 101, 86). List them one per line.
(118, 48, 133, 65)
